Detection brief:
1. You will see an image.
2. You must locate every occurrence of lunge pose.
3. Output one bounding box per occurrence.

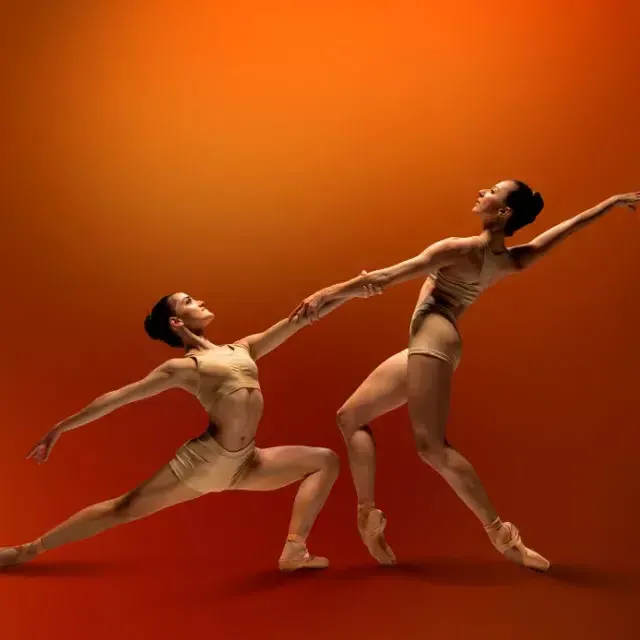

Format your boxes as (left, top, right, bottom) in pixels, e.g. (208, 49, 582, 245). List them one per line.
(0, 290, 359, 571)
(291, 184, 639, 571)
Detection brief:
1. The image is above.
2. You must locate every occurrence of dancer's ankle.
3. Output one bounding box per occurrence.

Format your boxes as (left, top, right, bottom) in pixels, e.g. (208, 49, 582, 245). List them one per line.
(287, 533, 307, 545)
(483, 517, 503, 536)
(357, 501, 375, 513)
(28, 539, 46, 556)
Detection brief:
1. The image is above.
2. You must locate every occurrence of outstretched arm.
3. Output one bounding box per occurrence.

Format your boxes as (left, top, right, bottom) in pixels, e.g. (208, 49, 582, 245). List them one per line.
(238, 297, 350, 360)
(240, 271, 382, 360)
(56, 358, 193, 433)
(509, 192, 639, 270)
(27, 358, 194, 463)
(289, 237, 476, 321)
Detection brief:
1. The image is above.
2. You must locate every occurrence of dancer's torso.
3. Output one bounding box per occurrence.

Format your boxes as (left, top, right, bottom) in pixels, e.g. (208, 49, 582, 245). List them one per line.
(183, 343, 262, 451)
(412, 236, 515, 329)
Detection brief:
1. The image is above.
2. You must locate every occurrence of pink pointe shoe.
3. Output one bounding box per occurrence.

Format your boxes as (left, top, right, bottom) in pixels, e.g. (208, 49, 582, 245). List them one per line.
(487, 520, 550, 572)
(358, 505, 396, 565)
(0, 540, 44, 568)
(278, 534, 329, 572)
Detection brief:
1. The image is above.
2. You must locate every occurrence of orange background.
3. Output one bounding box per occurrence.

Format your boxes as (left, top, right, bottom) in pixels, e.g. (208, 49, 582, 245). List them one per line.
(1, 1, 639, 638)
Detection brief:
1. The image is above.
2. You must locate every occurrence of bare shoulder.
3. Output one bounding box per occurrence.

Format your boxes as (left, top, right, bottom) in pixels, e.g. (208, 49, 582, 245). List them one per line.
(156, 357, 198, 378)
(431, 236, 484, 257)
(231, 339, 259, 361)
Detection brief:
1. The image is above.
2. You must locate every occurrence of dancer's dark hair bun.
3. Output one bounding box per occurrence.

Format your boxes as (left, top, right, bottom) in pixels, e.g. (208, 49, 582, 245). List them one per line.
(144, 314, 161, 340)
(504, 181, 545, 237)
(143, 295, 183, 348)
(531, 191, 544, 213)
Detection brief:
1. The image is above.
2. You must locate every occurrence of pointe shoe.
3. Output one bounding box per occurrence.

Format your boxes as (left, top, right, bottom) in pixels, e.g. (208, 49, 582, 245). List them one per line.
(278, 538, 329, 572)
(0, 542, 40, 568)
(490, 522, 550, 572)
(358, 506, 396, 565)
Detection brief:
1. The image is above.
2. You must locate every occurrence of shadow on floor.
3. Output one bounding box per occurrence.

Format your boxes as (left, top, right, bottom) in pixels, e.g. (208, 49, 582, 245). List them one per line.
(214, 557, 640, 598)
(0, 559, 147, 578)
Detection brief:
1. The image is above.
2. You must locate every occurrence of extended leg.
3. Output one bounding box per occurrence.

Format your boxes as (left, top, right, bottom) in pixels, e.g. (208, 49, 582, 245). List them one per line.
(407, 352, 549, 571)
(0, 463, 201, 568)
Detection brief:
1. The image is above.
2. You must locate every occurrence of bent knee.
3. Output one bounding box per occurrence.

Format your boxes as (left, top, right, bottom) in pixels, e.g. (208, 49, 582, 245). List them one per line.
(336, 405, 365, 438)
(415, 439, 447, 469)
(316, 447, 340, 477)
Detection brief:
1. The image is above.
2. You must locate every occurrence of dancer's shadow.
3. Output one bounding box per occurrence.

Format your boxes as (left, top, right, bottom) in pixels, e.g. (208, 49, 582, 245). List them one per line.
(330, 557, 532, 586)
(216, 557, 533, 598)
(0, 559, 146, 578)
(216, 558, 640, 599)
(546, 564, 640, 592)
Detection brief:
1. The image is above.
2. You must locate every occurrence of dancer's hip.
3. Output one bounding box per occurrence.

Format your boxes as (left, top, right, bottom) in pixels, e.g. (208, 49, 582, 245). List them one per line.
(169, 429, 256, 494)
(409, 303, 462, 369)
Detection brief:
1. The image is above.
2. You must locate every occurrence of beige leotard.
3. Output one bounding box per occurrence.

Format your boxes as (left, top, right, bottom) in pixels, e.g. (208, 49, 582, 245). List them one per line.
(408, 237, 513, 368)
(187, 342, 261, 414)
(169, 343, 262, 494)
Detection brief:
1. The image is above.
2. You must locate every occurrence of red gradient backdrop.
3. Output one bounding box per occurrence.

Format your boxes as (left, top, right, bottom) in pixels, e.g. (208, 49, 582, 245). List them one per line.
(1, 1, 639, 638)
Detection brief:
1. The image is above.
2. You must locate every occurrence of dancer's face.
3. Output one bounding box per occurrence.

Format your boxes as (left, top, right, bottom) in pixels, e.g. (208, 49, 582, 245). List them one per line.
(169, 292, 215, 331)
(472, 180, 517, 227)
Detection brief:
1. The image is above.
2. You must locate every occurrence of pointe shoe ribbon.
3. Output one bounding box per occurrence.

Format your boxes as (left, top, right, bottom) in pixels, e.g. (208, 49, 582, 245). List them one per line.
(279, 536, 329, 572)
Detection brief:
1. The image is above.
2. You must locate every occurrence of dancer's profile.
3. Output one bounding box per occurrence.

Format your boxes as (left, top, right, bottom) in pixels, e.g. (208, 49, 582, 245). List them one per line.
(291, 184, 640, 571)
(0, 291, 366, 571)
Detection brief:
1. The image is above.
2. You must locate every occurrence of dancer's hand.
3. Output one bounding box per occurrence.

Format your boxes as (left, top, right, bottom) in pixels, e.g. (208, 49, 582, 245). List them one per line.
(613, 192, 640, 211)
(289, 287, 336, 323)
(356, 271, 383, 299)
(289, 272, 381, 323)
(26, 427, 62, 464)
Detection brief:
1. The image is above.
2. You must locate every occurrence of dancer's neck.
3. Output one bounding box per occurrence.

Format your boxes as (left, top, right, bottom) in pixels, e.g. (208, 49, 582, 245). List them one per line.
(479, 229, 508, 255)
(182, 330, 216, 352)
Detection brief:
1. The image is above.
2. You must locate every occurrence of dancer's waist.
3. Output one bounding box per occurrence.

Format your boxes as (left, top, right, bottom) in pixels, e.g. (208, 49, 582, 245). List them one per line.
(412, 296, 465, 326)
(204, 419, 258, 454)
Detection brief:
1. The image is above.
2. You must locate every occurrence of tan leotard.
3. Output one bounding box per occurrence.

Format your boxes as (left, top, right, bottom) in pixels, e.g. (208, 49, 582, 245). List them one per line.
(186, 342, 261, 414)
(169, 343, 262, 494)
(408, 237, 513, 368)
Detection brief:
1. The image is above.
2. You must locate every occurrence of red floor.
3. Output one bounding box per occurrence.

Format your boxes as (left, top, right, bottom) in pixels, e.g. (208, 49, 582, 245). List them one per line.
(2, 522, 637, 639)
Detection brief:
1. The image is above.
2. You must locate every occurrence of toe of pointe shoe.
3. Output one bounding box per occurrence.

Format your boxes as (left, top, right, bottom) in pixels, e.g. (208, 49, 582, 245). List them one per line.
(0, 547, 21, 568)
(524, 549, 551, 572)
(364, 535, 396, 566)
(374, 547, 397, 566)
(497, 523, 550, 572)
(359, 509, 396, 565)
(279, 555, 329, 572)
(506, 547, 551, 572)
